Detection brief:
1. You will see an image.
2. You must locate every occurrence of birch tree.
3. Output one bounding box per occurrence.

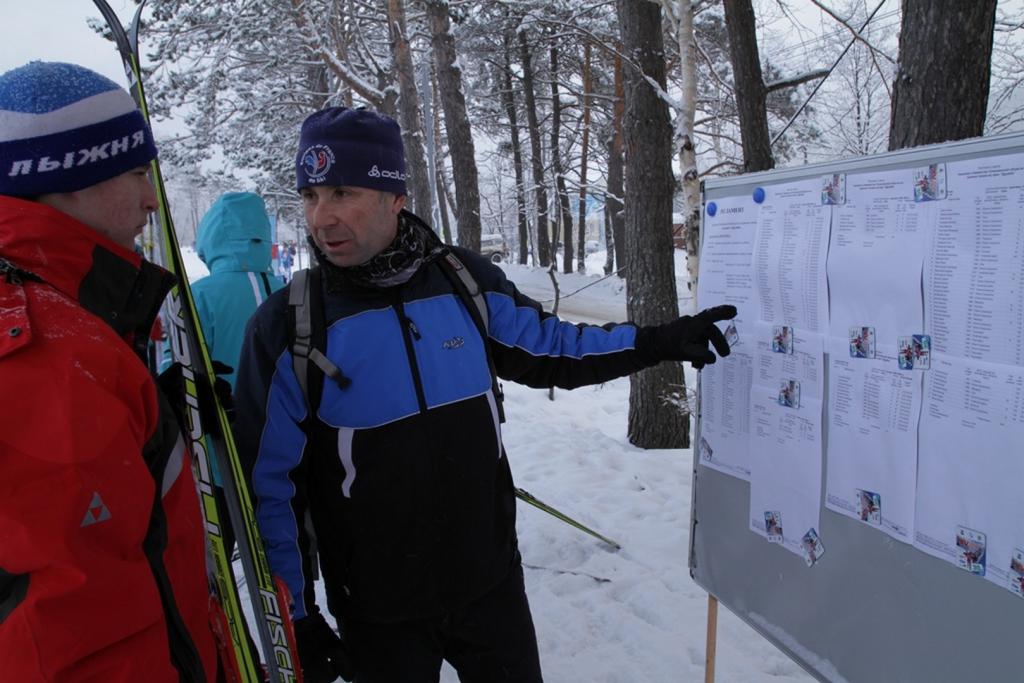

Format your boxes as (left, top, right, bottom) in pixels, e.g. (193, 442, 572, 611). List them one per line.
(659, 0, 701, 299)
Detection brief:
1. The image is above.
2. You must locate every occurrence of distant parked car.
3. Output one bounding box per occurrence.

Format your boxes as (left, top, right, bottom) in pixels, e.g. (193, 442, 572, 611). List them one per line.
(479, 233, 507, 263)
(585, 240, 600, 254)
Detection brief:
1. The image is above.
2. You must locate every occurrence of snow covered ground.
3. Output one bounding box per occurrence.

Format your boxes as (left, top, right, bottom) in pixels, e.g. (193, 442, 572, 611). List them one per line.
(476, 376, 814, 683)
(181, 247, 813, 682)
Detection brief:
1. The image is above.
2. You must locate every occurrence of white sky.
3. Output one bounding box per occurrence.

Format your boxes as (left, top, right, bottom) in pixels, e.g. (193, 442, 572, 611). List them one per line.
(0, 1, 137, 83)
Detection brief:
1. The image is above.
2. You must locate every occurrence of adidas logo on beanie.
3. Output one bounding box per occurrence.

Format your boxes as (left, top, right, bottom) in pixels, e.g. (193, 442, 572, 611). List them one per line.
(0, 61, 157, 198)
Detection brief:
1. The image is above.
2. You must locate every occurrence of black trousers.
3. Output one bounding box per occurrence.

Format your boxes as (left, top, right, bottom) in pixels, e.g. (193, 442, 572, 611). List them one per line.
(344, 562, 543, 683)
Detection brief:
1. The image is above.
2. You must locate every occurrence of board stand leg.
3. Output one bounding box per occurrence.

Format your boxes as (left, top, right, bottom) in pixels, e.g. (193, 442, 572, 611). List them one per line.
(704, 593, 718, 683)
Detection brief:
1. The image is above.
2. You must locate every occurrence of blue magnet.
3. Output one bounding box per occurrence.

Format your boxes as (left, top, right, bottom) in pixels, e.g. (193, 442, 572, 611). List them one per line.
(706, 202, 717, 217)
(752, 187, 766, 203)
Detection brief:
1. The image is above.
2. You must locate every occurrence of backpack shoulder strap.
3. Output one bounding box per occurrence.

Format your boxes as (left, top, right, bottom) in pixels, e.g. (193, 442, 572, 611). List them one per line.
(288, 268, 314, 404)
(288, 267, 349, 419)
(442, 252, 488, 332)
(438, 251, 505, 423)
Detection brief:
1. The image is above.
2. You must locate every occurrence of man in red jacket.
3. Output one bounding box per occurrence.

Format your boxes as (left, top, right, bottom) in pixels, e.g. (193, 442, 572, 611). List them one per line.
(0, 62, 219, 681)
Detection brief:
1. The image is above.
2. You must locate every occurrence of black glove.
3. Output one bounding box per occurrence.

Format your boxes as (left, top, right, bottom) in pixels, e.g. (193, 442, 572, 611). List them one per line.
(294, 608, 354, 683)
(157, 360, 235, 433)
(635, 305, 737, 369)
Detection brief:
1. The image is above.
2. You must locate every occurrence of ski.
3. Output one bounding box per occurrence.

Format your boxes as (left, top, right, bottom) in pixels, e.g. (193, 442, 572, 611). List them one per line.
(515, 487, 621, 550)
(91, 2, 302, 681)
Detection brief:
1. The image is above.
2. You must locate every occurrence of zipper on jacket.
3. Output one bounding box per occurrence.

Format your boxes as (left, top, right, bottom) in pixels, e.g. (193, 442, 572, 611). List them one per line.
(394, 297, 428, 412)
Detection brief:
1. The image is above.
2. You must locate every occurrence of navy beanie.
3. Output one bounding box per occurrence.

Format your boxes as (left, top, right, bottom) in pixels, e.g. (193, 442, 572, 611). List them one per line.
(0, 62, 157, 198)
(295, 107, 407, 196)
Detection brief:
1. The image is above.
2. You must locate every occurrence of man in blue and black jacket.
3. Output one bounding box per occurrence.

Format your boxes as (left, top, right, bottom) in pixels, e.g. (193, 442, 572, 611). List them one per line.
(234, 107, 735, 683)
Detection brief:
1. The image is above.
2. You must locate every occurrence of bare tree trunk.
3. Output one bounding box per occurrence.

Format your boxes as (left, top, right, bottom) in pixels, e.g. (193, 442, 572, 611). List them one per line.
(550, 42, 575, 275)
(889, 0, 996, 150)
(386, 0, 432, 218)
(491, 157, 507, 242)
(425, 0, 482, 252)
(576, 43, 592, 274)
(519, 29, 552, 267)
(610, 48, 627, 276)
(603, 196, 615, 275)
(616, 0, 689, 449)
(308, 63, 331, 110)
(722, 0, 774, 172)
(439, 166, 458, 225)
(435, 170, 453, 243)
(420, 62, 442, 231)
(429, 65, 454, 244)
(501, 28, 531, 265)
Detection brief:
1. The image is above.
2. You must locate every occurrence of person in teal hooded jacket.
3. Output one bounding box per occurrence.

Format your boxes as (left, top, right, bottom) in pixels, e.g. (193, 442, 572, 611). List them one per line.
(191, 191, 285, 389)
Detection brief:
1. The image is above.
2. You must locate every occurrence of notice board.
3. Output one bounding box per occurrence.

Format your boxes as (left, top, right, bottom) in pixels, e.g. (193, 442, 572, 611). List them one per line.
(690, 131, 1024, 682)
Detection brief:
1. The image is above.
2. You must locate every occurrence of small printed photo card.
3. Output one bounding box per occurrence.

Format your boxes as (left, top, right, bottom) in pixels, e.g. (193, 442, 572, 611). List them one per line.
(955, 526, 987, 576)
(821, 173, 845, 205)
(856, 489, 881, 525)
(771, 325, 793, 354)
(777, 380, 800, 409)
(724, 322, 740, 348)
(912, 334, 930, 369)
(849, 326, 875, 359)
(801, 528, 825, 567)
(897, 334, 931, 370)
(897, 337, 914, 370)
(699, 436, 713, 462)
(764, 511, 784, 543)
(913, 163, 946, 202)
(1010, 548, 1024, 597)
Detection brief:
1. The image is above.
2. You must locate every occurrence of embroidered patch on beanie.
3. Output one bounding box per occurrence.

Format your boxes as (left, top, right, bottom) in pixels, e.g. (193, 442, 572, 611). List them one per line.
(295, 107, 407, 196)
(0, 61, 158, 197)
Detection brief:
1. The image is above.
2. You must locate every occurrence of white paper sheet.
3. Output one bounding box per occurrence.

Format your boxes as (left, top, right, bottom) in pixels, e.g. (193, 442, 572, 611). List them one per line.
(748, 324, 825, 559)
(827, 168, 927, 343)
(924, 153, 1024, 366)
(753, 179, 831, 333)
(824, 337, 923, 543)
(914, 355, 1024, 596)
(697, 194, 760, 479)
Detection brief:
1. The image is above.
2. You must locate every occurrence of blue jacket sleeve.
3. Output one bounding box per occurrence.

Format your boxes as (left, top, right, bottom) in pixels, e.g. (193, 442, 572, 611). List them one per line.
(451, 248, 651, 389)
(233, 289, 316, 619)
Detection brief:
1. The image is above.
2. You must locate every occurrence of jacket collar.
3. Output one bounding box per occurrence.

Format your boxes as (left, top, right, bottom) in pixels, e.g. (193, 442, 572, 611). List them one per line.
(0, 195, 176, 356)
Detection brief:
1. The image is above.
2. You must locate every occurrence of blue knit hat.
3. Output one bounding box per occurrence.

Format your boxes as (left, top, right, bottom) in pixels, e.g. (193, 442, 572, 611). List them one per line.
(0, 62, 157, 198)
(295, 107, 406, 196)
